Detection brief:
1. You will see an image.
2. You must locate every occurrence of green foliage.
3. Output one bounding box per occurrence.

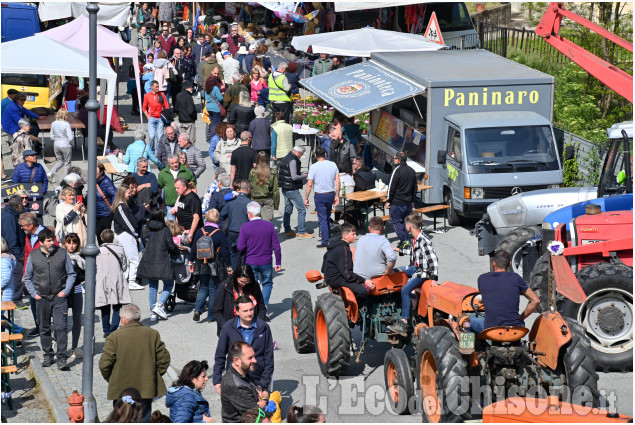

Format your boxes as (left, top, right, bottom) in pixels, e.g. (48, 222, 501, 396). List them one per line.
(562, 143, 580, 187)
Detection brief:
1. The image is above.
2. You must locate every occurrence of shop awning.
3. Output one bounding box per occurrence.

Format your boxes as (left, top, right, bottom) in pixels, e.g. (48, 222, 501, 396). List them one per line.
(299, 61, 425, 117)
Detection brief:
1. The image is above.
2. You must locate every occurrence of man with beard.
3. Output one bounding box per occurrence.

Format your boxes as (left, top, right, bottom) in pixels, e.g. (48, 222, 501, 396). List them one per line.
(23, 228, 76, 370)
(220, 341, 269, 422)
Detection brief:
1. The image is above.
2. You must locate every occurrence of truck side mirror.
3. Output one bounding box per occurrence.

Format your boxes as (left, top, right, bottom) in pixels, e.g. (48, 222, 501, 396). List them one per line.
(437, 150, 447, 165)
(564, 145, 575, 161)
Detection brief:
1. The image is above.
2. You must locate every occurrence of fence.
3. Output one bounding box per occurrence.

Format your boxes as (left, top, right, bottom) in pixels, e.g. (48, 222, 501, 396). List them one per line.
(554, 127, 608, 187)
(473, 21, 633, 66)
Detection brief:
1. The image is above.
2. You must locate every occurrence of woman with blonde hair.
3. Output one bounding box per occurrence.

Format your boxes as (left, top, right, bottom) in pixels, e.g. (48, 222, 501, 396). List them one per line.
(47, 108, 74, 182)
(248, 151, 279, 222)
(249, 66, 268, 104)
(55, 186, 87, 244)
(214, 124, 241, 173)
(228, 91, 255, 134)
(111, 184, 143, 291)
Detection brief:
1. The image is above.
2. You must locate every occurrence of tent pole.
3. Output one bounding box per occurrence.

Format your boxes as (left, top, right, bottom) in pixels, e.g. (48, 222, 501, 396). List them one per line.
(116, 58, 119, 112)
(82, 3, 101, 423)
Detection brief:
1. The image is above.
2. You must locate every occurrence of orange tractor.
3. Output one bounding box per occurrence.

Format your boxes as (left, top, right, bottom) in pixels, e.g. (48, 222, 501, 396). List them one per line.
(293, 253, 603, 420)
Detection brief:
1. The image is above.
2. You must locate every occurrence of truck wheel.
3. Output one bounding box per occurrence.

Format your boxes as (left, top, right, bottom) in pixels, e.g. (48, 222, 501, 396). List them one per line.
(314, 293, 351, 377)
(384, 348, 414, 415)
(416, 327, 472, 423)
(529, 252, 550, 313)
(496, 226, 540, 275)
(561, 263, 633, 372)
(444, 190, 462, 227)
(562, 318, 601, 407)
(291, 290, 315, 354)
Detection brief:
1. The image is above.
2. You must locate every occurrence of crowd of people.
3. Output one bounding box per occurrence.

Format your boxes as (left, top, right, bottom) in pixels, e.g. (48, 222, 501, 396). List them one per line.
(0, 13, 437, 424)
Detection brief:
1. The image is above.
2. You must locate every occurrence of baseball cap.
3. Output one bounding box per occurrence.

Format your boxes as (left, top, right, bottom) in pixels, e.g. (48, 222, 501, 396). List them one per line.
(222, 51, 231, 57)
(22, 149, 37, 158)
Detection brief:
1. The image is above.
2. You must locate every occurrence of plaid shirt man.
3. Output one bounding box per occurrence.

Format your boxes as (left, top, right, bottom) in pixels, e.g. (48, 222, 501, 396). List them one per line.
(399, 231, 439, 280)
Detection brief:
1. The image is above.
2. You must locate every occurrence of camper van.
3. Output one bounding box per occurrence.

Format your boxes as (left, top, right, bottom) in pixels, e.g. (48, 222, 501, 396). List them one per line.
(300, 49, 563, 225)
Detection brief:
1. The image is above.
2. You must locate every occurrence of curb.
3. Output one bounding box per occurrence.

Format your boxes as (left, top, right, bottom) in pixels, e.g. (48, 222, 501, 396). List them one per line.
(28, 353, 68, 423)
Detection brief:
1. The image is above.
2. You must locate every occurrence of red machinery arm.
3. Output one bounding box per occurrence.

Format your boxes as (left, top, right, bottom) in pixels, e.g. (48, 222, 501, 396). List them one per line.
(536, 2, 633, 103)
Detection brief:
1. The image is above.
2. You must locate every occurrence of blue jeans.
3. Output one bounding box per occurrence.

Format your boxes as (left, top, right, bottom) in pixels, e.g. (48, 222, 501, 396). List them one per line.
(228, 232, 241, 270)
(283, 189, 306, 233)
(194, 274, 219, 320)
(99, 304, 121, 336)
(470, 317, 485, 334)
(397, 265, 425, 320)
(390, 204, 413, 243)
(251, 264, 274, 308)
(146, 279, 174, 311)
(148, 117, 164, 152)
(207, 111, 222, 140)
(315, 192, 335, 244)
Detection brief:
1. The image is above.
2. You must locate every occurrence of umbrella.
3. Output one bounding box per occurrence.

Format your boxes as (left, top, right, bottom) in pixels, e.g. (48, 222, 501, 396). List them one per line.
(287, 10, 308, 23)
(291, 26, 446, 57)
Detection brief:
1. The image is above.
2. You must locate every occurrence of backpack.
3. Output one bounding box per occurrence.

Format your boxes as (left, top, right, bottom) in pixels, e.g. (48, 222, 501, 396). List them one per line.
(44, 191, 61, 218)
(196, 228, 219, 263)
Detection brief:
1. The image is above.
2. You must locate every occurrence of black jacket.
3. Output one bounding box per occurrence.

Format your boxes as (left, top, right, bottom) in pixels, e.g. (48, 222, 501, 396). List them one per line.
(174, 90, 197, 123)
(113, 201, 141, 237)
(212, 278, 267, 336)
(228, 105, 256, 135)
(328, 137, 354, 174)
(188, 224, 231, 267)
(220, 366, 260, 423)
(213, 317, 274, 388)
(220, 193, 251, 234)
(210, 187, 233, 228)
(278, 152, 303, 191)
(353, 165, 376, 192)
(137, 220, 181, 280)
(387, 163, 417, 205)
(321, 239, 365, 288)
(285, 72, 300, 95)
(1, 206, 25, 259)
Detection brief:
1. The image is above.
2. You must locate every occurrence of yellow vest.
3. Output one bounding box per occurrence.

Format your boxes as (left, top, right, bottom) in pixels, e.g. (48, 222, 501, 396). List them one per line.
(267, 73, 291, 102)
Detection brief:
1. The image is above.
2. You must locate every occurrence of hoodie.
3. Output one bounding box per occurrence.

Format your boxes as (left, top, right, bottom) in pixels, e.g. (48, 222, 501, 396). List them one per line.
(166, 385, 210, 423)
(321, 239, 366, 289)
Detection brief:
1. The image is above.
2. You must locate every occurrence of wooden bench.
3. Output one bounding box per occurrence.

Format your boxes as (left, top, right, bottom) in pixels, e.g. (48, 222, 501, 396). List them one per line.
(1, 364, 18, 409)
(380, 204, 450, 235)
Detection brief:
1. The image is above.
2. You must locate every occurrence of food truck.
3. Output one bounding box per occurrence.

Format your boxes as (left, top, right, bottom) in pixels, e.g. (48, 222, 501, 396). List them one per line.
(300, 49, 563, 225)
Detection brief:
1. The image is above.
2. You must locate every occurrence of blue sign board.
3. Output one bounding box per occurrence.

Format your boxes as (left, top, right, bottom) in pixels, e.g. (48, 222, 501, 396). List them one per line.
(299, 61, 425, 117)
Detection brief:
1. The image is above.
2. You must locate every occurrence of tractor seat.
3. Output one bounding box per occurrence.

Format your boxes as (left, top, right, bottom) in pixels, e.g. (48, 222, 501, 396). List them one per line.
(477, 326, 529, 342)
(369, 272, 408, 296)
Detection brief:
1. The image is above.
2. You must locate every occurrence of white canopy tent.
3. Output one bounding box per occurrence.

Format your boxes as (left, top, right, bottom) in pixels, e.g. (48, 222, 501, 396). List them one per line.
(334, 2, 417, 12)
(291, 26, 445, 57)
(1, 36, 117, 147)
(37, 15, 143, 155)
(38, 2, 131, 26)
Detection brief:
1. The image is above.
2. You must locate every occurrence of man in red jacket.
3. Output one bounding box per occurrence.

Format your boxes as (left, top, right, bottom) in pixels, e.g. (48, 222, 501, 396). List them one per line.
(158, 25, 176, 56)
(142, 80, 170, 152)
(19, 212, 59, 336)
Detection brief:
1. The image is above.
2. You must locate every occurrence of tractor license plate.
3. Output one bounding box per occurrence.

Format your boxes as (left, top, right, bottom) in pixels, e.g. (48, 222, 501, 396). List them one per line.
(26, 96, 35, 101)
(459, 332, 475, 351)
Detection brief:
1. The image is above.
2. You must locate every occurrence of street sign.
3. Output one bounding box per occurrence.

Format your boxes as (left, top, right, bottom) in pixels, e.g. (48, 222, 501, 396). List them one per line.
(424, 11, 445, 45)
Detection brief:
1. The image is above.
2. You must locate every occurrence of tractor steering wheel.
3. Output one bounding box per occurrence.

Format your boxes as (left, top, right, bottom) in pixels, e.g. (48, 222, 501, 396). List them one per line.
(469, 293, 485, 318)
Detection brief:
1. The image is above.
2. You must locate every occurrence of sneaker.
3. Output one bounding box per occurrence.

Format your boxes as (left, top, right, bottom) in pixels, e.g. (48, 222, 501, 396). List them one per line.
(28, 327, 39, 337)
(316, 243, 328, 249)
(298, 232, 314, 239)
(128, 281, 144, 290)
(387, 320, 409, 337)
(1, 175, 11, 183)
(284, 231, 296, 238)
(152, 302, 168, 320)
(273, 340, 277, 350)
(193, 311, 201, 322)
(70, 348, 83, 360)
(264, 313, 272, 322)
(68, 351, 76, 362)
(41, 357, 54, 368)
(150, 313, 159, 322)
(47, 172, 55, 183)
(57, 361, 70, 371)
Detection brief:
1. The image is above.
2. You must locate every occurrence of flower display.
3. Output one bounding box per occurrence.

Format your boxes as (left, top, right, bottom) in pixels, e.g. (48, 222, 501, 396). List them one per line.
(292, 96, 370, 133)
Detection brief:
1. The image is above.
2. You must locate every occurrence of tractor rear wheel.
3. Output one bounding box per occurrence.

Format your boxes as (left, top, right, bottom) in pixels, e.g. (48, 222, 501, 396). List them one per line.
(497, 226, 540, 275)
(314, 293, 351, 377)
(416, 327, 472, 423)
(384, 349, 414, 415)
(291, 290, 315, 354)
(529, 252, 551, 313)
(562, 318, 601, 407)
(562, 263, 633, 372)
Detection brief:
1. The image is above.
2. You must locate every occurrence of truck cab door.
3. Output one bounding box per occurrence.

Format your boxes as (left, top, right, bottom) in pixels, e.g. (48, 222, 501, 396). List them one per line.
(598, 131, 632, 197)
(444, 125, 463, 209)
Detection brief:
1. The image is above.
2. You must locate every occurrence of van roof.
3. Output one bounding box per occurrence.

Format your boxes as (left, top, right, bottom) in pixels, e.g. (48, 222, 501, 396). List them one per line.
(372, 49, 554, 88)
(445, 111, 551, 129)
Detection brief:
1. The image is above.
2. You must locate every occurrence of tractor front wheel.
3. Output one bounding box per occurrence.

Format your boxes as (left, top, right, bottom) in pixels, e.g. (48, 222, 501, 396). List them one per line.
(416, 327, 472, 423)
(314, 293, 351, 377)
(529, 252, 551, 313)
(291, 290, 315, 354)
(563, 263, 633, 372)
(562, 318, 601, 407)
(384, 349, 414, 415)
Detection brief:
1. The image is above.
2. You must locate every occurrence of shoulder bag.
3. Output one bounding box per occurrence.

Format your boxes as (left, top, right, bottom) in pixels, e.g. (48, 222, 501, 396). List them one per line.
(96, 184, 112, 209)
(210, 91, 227, 118)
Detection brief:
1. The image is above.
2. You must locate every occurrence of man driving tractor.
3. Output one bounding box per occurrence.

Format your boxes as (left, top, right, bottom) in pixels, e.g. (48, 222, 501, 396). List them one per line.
(388, 213, 438, 336)
(321, 223, 376, 298)
(468, 250, 541, 334)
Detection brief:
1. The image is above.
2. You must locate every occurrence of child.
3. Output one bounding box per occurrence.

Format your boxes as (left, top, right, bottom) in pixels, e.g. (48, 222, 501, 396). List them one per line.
(63, 233, 85, 361)
(166, 219, 190, 284)
(165, 219, 183, 246)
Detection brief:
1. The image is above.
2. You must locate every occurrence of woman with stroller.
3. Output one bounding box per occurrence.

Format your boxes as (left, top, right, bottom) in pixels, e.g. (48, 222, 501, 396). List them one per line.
(138, 207, 183, 321)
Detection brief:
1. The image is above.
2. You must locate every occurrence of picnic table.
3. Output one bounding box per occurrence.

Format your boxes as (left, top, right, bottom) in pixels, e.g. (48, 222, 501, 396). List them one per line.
(97, 155, 128, 183)
(38, 114, 86, 157)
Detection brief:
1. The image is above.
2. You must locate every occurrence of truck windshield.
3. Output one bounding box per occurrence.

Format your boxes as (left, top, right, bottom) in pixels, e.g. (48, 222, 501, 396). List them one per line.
(465, 126, 560, 173)
(424, 3, 474, 32)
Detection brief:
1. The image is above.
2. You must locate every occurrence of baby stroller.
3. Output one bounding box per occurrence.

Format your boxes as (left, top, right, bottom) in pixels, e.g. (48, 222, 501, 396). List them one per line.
(164, 246, 200, 312)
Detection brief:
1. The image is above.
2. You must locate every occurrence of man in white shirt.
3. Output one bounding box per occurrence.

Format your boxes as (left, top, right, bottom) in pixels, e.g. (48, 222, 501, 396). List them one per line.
(305, 146, 339, 248)
(221, 52, 241, 86)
